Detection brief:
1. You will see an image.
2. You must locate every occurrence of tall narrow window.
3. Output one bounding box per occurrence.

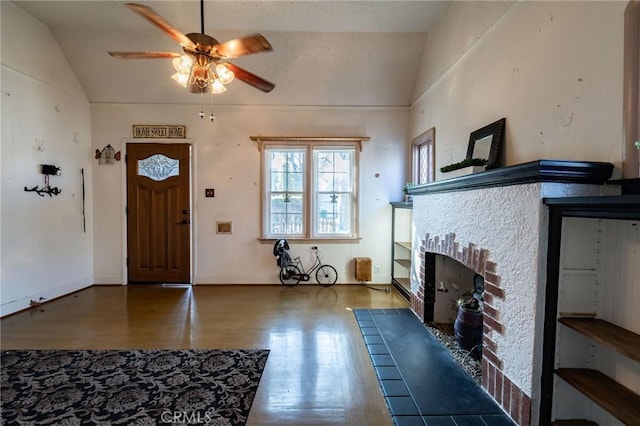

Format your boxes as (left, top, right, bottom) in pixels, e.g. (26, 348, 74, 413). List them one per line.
(267, 149, 305, 237)
(257, 137, 365, 241)
(412, 127, 435, 184)
(314, 148, 355, 236)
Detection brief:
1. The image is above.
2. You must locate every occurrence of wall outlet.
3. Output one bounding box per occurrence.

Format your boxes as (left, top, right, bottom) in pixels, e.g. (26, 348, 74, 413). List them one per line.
(375, 265, 381, 273)
(205, 188, 215, 197)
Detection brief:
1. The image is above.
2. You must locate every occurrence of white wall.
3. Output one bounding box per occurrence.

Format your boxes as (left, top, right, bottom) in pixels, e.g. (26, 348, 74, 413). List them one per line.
(1, 2, 93, 315)
(410, 1, 627, 179)
(91, 104, 409, 285)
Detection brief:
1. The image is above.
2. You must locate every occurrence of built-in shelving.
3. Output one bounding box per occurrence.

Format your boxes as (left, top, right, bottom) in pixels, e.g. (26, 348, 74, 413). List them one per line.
(390, 202, 413, 300)
(558, 317, 640, 363)
(555, 368, 640, 425)
(542, 195, 640, 425)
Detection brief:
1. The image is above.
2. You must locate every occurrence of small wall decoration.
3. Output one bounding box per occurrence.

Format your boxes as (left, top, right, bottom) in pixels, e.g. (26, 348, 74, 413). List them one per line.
(24, 164, 62, 197)
(216, 221, 233, 234)
(95, 144, 121, 165)
(132, 125, 186, 139)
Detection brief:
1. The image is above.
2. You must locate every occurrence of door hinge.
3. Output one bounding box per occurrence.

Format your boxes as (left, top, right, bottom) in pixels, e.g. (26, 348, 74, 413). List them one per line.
(125, 206, 128, 215)
(124, 154, 128, 163)
(126, 257, 129, 266)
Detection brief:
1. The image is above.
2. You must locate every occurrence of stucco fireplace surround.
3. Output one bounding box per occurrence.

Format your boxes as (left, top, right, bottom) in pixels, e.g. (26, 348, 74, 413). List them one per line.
(406, 160, 614, 425)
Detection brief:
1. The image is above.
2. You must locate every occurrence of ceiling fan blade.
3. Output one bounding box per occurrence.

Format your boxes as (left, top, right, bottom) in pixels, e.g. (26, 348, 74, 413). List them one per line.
(126, 3, 196, 50)
(222, 63, 275, 93)
(108, 51, 182, 59)
(214, 34, 272, 59)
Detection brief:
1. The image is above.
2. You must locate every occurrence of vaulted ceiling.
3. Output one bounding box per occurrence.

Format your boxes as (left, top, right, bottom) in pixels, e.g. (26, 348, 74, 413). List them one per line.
(12, 1, 448, 107)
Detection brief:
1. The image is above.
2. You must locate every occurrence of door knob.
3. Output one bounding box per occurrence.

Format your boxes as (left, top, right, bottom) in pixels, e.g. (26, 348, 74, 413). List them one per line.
(177, 219, 190, 225)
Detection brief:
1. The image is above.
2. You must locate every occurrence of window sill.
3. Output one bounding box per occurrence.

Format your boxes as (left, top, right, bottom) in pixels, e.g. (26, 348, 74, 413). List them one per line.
(259, 237, 362, 244)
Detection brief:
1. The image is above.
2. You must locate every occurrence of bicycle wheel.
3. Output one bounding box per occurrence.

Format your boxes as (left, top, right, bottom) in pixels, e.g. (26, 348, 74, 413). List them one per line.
(315, 264, 338, 287)
(280, 265, 301, 286)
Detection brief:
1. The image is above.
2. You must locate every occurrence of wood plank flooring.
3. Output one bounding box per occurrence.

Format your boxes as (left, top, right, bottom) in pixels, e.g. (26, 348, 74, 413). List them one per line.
(1, 284, 409, 425)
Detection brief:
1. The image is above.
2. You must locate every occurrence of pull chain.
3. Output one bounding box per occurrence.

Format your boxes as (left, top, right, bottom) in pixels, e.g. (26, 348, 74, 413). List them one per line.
(210, 91, 215, 122)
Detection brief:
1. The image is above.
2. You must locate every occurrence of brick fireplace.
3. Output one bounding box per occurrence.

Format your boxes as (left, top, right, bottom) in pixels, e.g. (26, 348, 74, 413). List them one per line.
(413, 234, 527, 423)
(405, 160, 614, 425)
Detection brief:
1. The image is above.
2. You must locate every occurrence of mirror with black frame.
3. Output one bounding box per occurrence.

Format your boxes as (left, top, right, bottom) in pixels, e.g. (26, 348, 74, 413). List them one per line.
(466, 117, 506, 170)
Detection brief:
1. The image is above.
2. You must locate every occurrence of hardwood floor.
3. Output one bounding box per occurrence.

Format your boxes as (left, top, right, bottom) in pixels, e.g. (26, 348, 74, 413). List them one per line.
(1, 284, 409, 425)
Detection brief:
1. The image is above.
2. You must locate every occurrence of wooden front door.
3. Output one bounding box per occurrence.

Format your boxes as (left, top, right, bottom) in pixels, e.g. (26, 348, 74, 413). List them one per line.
(126, 143, 191, 283)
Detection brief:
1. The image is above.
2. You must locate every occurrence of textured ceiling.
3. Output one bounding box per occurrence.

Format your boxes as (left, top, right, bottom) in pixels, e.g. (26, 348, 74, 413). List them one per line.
(13, 1, 448, 107)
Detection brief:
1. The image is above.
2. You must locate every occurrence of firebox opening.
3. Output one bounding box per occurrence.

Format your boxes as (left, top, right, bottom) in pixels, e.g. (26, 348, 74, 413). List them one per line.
(425, 253, 485, 359)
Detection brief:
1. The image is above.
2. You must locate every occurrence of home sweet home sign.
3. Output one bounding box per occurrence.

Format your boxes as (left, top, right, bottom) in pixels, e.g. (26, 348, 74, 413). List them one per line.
(132, 125, 186, 139)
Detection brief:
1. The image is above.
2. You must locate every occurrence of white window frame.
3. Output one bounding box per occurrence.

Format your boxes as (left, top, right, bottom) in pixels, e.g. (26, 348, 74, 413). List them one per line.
(265, 147, 307, 238)
(252, 136, 368, 242)
(412, 127, 435, 185)
(312, 146, 356, 238)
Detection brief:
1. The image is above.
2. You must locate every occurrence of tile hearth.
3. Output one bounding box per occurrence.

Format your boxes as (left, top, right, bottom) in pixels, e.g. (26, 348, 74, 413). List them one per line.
(354, 308, 514, 426)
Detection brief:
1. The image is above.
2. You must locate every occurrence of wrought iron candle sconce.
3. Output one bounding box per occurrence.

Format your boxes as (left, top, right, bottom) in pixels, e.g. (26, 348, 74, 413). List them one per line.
(24, 164, 62, 197)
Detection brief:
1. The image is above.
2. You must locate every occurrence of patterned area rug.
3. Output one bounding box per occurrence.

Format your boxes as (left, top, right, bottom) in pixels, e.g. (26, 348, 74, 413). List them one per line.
(1, 349, 269, 425)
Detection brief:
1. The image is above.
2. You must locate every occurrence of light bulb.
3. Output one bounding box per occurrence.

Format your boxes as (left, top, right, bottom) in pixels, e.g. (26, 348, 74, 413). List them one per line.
(210, 113, 215, 122)
(199, 110, 205, 119)
(210, 79, 227, 94)
(171, 72, 189, 88)
(172, 55, 192, 74)
(215, 64, 235, 85)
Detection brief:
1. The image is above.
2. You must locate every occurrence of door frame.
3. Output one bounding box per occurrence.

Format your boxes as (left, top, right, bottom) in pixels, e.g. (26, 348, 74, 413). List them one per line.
(119, 138, 197, 285)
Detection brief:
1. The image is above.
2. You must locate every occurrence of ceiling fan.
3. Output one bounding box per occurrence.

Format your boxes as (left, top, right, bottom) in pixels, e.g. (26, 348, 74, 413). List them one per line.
(108, 1, 275, 94)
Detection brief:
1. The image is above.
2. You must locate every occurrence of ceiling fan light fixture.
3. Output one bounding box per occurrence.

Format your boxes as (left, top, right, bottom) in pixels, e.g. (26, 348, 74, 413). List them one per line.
(187, 61, 212, 90)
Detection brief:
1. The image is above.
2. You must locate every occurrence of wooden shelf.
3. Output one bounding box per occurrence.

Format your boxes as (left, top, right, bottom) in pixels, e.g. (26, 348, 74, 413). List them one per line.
(558, 318, 640, 363)
(394, 277, 410, 287)
(394, 259, 411, 268)
(395, 241, 411, 250)
(555, 368, 640, 425)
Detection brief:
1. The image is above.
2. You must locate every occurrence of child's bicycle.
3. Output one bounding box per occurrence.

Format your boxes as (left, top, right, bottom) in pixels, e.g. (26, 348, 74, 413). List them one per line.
(273, 239, 338, 287)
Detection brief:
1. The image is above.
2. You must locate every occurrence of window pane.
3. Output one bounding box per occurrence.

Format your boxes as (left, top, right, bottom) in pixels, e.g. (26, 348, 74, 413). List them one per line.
(316, 193, 351, 235)
(316, 150, 352, 192)
(270, 193, 303, 235)
(138, 154, 179, 181)
(418, 144, 430, 184)
(270, 151, 304, 192)
(413, 129, 434, 184)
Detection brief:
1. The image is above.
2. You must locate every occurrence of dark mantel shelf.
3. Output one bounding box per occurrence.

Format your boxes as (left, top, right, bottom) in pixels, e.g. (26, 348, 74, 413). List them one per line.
(543, 195, 640, 220)
(407, 160, 614, 196)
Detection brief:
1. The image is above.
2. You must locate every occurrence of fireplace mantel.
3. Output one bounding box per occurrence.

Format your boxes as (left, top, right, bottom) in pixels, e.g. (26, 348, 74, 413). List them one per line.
(408, 160, 614, 195)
